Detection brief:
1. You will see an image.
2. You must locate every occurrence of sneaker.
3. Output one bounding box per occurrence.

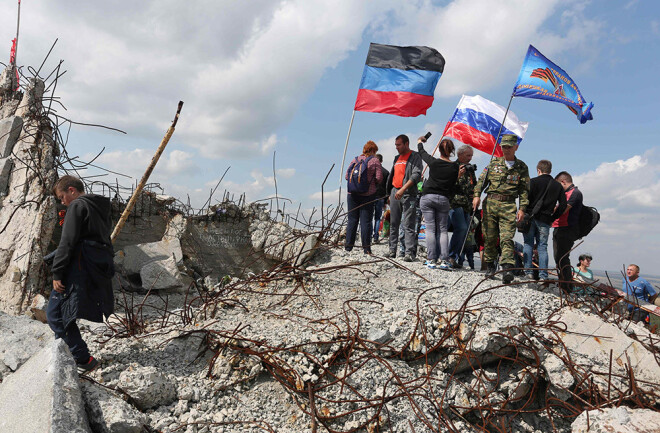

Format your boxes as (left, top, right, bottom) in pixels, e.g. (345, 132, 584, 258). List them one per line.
(438, 260, 452, 270)
(403, 254, 414, 262)
(427, 262, 437, 269)
(448, 257, 458, 268)
(384, 251, 396, 258)
(77, 356, 99, 373)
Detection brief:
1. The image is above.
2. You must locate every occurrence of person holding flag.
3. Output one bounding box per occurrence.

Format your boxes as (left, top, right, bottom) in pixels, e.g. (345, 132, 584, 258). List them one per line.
(472, 134, 530, 283)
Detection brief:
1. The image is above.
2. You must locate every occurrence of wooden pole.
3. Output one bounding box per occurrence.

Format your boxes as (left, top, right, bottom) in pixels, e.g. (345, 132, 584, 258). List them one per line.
(110, 101, 183, 243)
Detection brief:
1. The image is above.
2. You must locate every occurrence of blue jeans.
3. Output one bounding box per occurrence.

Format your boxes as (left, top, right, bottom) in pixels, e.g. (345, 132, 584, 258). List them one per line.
(346, 193, 375, 252)
(523, 219, 550, 279)
(46, 290, 90, 363)
(448, 207, 469, 261)
(373, 199, 384, 241)
(419, 194, 451, 262)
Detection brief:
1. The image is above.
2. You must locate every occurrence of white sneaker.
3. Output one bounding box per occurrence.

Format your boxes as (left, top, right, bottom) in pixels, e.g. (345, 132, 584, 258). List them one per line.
(438, 260, 452, 270)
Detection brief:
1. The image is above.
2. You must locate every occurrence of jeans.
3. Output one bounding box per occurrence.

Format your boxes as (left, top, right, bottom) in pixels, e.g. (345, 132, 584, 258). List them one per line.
(373, 198, 384, 241)
(523, 219, 550, 279)
(389, 189, 418, 257)
(419, 194, 451, 262)
(346, 193, 375, 252)
(448, 207, 469, 262)
(46, 290, 90, 363)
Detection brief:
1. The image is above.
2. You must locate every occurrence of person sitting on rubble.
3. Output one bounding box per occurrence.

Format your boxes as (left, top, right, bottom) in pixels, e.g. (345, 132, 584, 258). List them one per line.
(621, 264, 658, 322)
(572, 254, 595, 284)
(47, 175, 115, 372)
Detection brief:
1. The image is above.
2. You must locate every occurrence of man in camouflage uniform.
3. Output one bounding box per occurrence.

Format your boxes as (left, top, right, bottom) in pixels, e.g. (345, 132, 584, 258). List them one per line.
(472, 134, 530, 283)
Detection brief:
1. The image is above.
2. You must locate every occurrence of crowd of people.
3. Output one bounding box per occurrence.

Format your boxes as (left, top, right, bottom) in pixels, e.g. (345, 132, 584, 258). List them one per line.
(344, 133, 657, 324)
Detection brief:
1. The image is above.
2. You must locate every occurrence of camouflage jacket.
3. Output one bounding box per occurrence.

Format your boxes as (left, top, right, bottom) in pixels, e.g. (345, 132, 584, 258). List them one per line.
(451, 168, 477, 211)
(474, 157, 530, 210)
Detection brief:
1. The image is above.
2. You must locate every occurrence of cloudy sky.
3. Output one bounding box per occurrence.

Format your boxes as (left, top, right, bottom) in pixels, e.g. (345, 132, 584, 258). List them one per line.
(1, 0, 658, 273)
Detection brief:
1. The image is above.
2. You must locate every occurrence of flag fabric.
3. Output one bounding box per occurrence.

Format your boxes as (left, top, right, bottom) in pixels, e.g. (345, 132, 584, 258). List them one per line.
(354, 43, 445, 117)
(442, 95, 529, 157)
(513, 45, 593, 124)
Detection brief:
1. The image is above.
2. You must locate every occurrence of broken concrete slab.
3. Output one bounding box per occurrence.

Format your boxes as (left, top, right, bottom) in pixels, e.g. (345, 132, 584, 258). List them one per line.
(0, 310, 53, 379)
(0, 115, 23, 158)
(117, 365, 177, 410)
(571, 406, 660, 433)
(140, 255, 184, 291)
(0, 157, 12, 195)
(250, 219, 320, 265)
(0, 339, 91, 433)
(117, 237, 183, 276)
(81, 381, 148, 433)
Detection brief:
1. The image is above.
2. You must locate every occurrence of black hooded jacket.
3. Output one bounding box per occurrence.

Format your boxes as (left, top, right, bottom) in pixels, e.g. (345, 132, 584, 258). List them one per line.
(52, 194, 114, 327)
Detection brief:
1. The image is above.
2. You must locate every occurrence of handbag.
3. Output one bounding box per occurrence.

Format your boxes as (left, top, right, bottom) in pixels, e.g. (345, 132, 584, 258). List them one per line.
(517, 179, 553, 234)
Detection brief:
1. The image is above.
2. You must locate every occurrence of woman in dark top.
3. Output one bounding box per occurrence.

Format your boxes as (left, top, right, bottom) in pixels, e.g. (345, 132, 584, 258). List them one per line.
(417, 137, 461, 270)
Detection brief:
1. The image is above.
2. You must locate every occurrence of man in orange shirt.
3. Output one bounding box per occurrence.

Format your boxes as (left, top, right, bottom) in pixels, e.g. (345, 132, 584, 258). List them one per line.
(385, 134, 423, 261)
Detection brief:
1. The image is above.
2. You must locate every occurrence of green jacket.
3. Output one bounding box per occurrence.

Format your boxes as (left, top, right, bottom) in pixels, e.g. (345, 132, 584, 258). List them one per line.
(451, 168, 477, 212)
(474, 157, 530, 210)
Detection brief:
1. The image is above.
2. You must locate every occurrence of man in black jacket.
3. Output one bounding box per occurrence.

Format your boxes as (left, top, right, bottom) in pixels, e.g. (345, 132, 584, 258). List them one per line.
(47, 175, 114, 372)
(522, 160, 566, 280)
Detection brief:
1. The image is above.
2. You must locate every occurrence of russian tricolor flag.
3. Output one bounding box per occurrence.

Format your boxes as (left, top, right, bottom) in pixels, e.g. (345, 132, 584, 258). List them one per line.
(354, 43, 445, 117)
(442, 95, 529, 157)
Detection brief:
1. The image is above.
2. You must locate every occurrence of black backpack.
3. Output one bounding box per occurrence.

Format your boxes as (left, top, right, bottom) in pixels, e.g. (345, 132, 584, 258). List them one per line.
(577, 205, 600, 239)
(347, 156, 373, 194)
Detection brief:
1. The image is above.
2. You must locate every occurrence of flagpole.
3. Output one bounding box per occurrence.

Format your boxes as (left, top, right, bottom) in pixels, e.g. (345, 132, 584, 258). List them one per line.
(338, 109, 356, 203)
(458, 94, 515, 260)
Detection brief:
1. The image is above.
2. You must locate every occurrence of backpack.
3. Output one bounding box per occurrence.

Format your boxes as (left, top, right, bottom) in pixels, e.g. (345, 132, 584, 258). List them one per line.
(347, 156, 373, 194)
(577, 205, 600, 239)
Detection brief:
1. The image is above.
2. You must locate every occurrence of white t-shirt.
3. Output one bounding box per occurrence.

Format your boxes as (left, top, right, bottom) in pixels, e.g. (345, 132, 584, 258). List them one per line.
(504, 159, 515, 169)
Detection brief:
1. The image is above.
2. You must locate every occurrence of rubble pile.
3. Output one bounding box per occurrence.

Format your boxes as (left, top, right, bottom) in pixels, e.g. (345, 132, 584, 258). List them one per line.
(3, 221, 659, 432)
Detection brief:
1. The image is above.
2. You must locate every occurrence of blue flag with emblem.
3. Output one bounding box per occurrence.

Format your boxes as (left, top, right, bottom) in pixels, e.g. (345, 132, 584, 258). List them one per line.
(513, 45, 593, 124)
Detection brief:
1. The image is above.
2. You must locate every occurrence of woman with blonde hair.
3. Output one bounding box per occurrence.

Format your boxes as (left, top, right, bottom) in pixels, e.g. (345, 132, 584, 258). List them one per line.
(345, 140, 383, 254)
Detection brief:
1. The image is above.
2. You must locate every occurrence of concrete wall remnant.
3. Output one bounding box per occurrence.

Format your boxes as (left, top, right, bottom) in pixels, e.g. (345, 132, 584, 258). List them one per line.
(0, 67, 58, 315)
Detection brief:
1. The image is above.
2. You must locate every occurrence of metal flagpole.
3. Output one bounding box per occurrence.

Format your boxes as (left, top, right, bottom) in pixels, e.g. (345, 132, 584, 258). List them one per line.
(458, 94, 515, 261)
(14, 1, 21, 67)
(337, 109, 356, 203)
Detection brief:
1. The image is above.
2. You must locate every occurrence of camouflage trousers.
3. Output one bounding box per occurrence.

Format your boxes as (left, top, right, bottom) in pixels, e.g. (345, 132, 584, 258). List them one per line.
(482, 198, 517, 265)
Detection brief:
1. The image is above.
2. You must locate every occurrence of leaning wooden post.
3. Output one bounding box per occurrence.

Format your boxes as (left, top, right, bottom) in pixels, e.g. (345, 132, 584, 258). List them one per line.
(110, 101, 183, 243)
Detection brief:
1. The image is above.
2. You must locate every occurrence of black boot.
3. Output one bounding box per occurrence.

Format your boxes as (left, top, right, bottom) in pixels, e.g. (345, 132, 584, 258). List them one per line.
(485, 262, 496, 279)
(502, 264, 514, 284)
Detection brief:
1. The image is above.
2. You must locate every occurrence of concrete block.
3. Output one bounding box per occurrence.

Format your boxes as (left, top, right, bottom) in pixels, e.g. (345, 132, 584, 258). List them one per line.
(0, 116, 23, 158)
(29, 293, 48, 323)
(140, 256, 183, 291)
(572, 406, 660, 433)
(0, 310, 53, 379)
(120, 238, 183, 275)
(0, 339, 91, 433)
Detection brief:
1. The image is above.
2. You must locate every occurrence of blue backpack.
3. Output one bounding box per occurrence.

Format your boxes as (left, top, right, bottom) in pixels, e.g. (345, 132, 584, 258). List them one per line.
(347, 156, 373, 194)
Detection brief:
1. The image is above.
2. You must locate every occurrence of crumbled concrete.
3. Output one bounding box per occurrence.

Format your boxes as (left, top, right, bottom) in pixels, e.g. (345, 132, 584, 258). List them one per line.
(117, 365, 177, 410)
(117, 238, 183, 276)
(0, 339, 91, 433)
(572, 406, 660, 432)
(29, 293, 48, 323)
(81, 381, 148, 433)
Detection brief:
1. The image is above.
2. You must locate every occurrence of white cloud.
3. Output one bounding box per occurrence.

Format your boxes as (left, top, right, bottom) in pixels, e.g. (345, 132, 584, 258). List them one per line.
(388, 0, 602, 96)
(1, 0, 603, 161)
(276, 168, 296, 179)
(571, 150, 660, 271)
(309, 188, 341, 202)
(88, 148, 198, 179)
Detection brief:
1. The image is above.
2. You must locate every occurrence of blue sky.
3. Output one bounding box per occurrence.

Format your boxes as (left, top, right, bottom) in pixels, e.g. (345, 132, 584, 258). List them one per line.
(1, 0, 658, 273)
